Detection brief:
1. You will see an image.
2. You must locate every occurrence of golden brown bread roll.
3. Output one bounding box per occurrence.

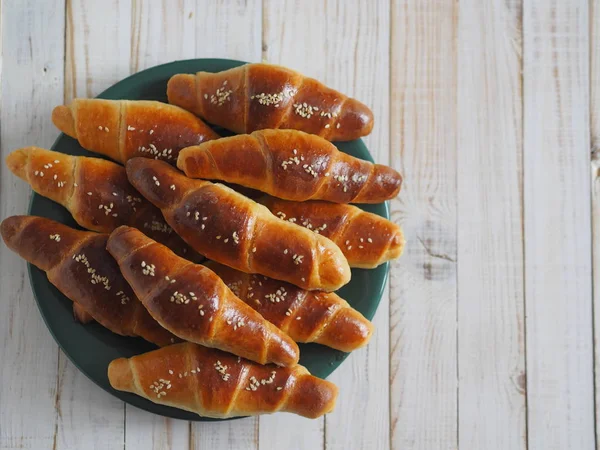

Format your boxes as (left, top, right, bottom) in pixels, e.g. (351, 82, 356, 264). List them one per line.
(206, 262, 373, 352)
(107, 226, 300, 366)
(5, 147, 195, 259)
(108, 342, 338, 419)
(73, 303, 94, 324)
(259, 197, 404, 268)
(126, 158, 351, 291)
(0, 216, 177, 346)
(177, 130, 402, 204)
(52, 99, 219, 164)
(167, 63, 373, 141)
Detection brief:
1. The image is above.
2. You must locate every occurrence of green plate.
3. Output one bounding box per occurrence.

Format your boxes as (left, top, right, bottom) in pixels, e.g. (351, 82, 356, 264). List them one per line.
(27, 58, 389, 421)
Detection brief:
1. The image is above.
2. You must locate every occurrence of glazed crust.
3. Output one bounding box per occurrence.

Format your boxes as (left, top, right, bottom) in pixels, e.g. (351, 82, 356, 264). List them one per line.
(108, 342, 338, 419)
(206, 262, 373, 352)
(177, 130, 402, 204)
(167, 63, 373, 141)
(259, 197, 405, 268)
(52, 99, 219, 164)
(107, 226, 300, 366)
(0, 216, 177, 346)
(5, 147, 195, 259)
(126, 158, 351, 291)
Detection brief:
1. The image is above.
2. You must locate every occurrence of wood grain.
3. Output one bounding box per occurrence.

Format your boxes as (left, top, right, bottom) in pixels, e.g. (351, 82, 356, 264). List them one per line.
(0, 1, 64, 449)
(592, 0, 600, 446)
(389, 1, 458, 448)
(188, 1, 262, 448)
(263, 1, 391, 449)
(523, 0, 595, 448)
(456, 1, 526, 448)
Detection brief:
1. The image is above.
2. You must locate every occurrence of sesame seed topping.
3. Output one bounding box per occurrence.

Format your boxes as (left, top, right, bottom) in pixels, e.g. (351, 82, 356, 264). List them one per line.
(252, 247, 256, 253)
(216, 235, 222, 240)
(87, 192, 92, 196)
(104, 127, 109, 132)
(73, 253, 111, 290)
(277, 387, 283, 391)
(127, 125, 136, 131)
(368, 238, 373, 243)
(325, 124, 330, 128)
(98, 126, 103, 130)
(141, 262, 156, 276)
(54, 160, 60, 164)
(149, 129, 154, 135)
(170, 184, 176, 190)
(284, 249, 288, 254)
(336, 123, 341, 129)
(53, 174, 57, 180)
(152, 176, 160, 186)
(49, 234, 61, 242)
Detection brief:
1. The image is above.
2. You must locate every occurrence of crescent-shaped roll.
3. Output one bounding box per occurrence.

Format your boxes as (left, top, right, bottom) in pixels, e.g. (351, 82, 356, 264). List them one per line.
(52, 99, 219, 164)
(167, 63, 373, 141)
(259, 197, 404, 268)
(206, 262, 373, 352)
(109, 342, 338, 419)
(177, 130, 402, 204)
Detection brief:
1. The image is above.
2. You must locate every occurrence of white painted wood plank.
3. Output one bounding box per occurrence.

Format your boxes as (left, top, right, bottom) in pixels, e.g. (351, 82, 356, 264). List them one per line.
(262, 1, 390, 449)
(130, 0, 197, 73)
(65, 0, 132, 100)
(389, 1, 457, 449)
(591, 0, 600, 446)
(58, 1, 131, 448)
(0, 1, 64, 448)
(523, 1, 595, 448)
(456, 1, 526, 449)
(189, 0, 261, 447)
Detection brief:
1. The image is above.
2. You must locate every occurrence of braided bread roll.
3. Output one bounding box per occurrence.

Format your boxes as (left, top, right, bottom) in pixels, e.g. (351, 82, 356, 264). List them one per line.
(167, 63, 373, 141)
(107, 226, 300, 366)
(52, 99, 219, 164)
(1, 216, 177, 347)
(259, 197, 404, 268)
(126, 158, 351, 291)
(5, 147, 195, 259)
(109, 342, 338, 418)
(177, 130, 402, 204)
(206, 262, 373, 352)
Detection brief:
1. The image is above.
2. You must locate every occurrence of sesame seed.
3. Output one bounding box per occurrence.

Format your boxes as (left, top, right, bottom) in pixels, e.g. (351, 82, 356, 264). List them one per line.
(127, 125, 136, 131)
(277, 387, 283, 391)
(224, 238, 229, 243)
(216, 235, 221, 240)
(104, 127, 109, 132)
(98, 126, 103, 130)
(347, 245, 352, 250)
(40, 172, 44, 177)
(252, 247, 256, 253)
(54, 160, 60, 164)
(296, 316, 301, 320)
(87, 192, 92, 196)
(170, 184, 176, 190)
(149, 129, 154, 135)
(325, 124, 330, 129)
(345, 240, 350, 245)
(284, 249, 288, 254)
(368, 238, 373, 243)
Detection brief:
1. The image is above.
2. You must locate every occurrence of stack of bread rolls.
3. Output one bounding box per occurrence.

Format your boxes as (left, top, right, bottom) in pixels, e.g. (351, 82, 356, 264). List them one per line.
(2, 63, 404, 419)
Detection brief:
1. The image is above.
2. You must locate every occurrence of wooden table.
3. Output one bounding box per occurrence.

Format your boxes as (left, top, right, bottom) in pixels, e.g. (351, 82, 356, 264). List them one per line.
(0, 1, 597, 449)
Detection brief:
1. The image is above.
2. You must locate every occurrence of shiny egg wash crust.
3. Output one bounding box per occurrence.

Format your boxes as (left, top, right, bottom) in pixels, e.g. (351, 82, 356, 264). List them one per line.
(219, 271, 343, 343)
(139, 349, 290, 404)
(195, 64, 357, 139)
(167, 181, 315, 282)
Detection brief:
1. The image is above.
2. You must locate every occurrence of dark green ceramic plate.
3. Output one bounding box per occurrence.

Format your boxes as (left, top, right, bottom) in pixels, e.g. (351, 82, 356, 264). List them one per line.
(27, 58, 389, 421)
